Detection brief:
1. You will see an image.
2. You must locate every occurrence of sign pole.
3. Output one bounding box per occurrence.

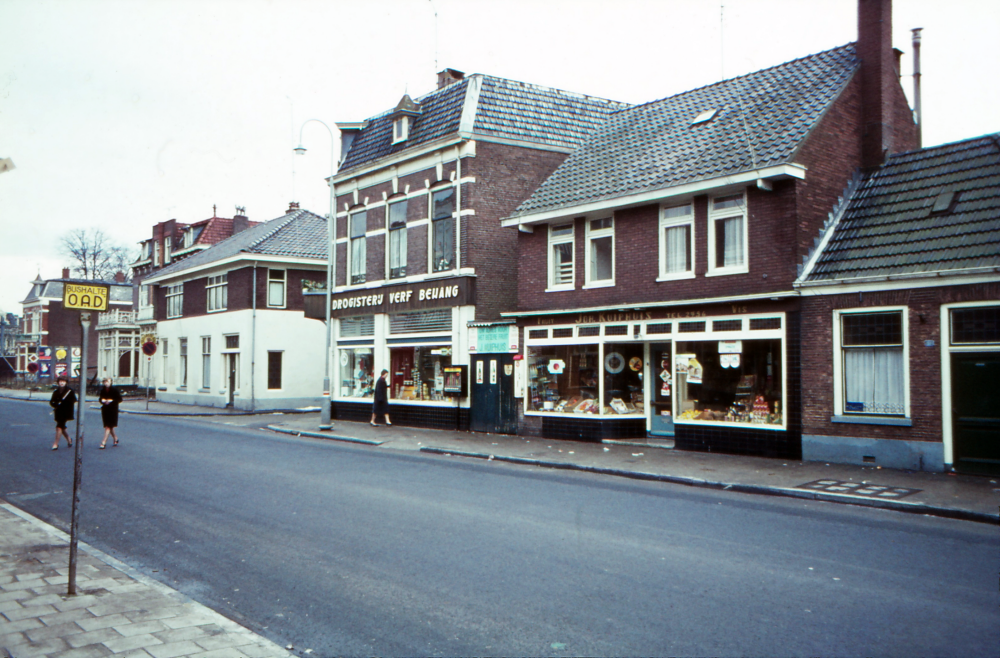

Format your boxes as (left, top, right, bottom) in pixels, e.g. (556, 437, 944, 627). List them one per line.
(145, 356, 151, 411)
(68, 311, 90, 596)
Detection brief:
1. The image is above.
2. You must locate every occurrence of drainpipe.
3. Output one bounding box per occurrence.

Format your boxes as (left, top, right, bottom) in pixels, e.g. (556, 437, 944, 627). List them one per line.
(911, 27, 923, 148)
(251, 262, 257, 411)
(455, 147, 462, 272)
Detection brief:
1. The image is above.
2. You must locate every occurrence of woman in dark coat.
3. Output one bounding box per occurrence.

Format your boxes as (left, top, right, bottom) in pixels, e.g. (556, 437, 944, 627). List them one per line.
(371, 369, 392, 426)
(49, 376, 76, 450)
(98, 378, 123, 449)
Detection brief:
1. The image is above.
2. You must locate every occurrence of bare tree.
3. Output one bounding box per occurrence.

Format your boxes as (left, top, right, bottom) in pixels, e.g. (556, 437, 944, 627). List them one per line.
(61, 228, 135, 281)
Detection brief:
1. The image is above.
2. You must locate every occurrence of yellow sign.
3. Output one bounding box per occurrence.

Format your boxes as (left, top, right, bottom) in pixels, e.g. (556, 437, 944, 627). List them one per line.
(63, 283, 110, 311)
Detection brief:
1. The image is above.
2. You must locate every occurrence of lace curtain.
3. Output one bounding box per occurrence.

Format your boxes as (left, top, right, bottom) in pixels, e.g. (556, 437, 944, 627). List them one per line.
(844, 347, 905, 414)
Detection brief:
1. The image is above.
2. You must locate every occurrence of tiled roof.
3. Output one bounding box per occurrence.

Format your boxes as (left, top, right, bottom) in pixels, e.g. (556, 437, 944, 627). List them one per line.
(508, 43, 860, 219)
(148, 209, 327, 281)
(803, 134, 1000, 282)
(338, 76, 628, 173)
(23, 279, 132, 304)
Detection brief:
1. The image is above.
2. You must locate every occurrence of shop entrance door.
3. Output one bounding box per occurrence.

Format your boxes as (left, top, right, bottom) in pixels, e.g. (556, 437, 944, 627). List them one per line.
(470, 354, 517, 434)
(951, 352, 1000, 475)
(226, 354, 238, 407)
(650, 342, 674, 436)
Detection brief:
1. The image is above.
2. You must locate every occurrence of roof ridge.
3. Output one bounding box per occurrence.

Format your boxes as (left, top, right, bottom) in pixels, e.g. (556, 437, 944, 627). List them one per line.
(476, 74, 628, 107)
(244, 211, 303, 252)
(884, 132, 1000, 163)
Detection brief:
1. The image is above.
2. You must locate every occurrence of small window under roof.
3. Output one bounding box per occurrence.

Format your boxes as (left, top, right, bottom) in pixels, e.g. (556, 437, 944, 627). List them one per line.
(931, 190, 956, 215)
(691, 108, 719, 125)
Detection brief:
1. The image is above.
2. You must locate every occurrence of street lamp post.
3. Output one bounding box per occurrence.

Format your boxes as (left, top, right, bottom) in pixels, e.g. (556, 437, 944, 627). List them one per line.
(295, 120, 337, 430)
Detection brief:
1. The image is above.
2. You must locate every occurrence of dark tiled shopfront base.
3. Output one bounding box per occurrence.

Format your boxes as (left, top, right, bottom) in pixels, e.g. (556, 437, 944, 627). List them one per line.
(536, 416, 647, 443)
(333, 400, 470, 431)
(675, 425, 802, 460)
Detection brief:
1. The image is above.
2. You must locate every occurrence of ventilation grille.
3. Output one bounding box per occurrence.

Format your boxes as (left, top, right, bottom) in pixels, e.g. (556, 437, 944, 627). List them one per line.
(389, 309, 451, 334)
(340, 315, 375, 337)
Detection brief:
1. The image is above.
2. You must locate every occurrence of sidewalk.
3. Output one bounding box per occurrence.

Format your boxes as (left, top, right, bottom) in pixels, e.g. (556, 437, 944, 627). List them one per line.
(0, 504, 292, 658)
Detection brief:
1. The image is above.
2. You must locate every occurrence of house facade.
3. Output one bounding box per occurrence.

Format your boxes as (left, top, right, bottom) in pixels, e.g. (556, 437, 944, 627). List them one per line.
(796, 134, 1000, 474)
(501, 0, 917, 458)
(305, 69, 628, 431)
(143, 206, 328, 410)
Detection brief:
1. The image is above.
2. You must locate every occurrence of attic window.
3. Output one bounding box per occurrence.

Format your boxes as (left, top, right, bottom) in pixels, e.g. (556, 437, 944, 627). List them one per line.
(930, 190, 957, 215)
(691, 109, 719, 125)
(393, 117, 410, 143)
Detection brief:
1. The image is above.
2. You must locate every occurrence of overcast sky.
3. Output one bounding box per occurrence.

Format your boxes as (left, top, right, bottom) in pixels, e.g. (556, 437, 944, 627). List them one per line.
(1, 0, 997, 315)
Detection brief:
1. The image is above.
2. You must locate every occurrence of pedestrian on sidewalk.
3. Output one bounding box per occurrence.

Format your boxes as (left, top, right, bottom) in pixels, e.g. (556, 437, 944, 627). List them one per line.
(371, 369, 392, 426)
(49, 376, 76, 450)
(98, 378, 122, 449)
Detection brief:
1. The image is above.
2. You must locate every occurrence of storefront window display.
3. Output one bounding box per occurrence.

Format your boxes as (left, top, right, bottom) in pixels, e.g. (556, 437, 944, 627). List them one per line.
(339, 347, 374, 398)
(602, 343, 644, 416)
(389, 346, 452, 401)
(527, 345, 601, 413)
(674, 339, 783, 426)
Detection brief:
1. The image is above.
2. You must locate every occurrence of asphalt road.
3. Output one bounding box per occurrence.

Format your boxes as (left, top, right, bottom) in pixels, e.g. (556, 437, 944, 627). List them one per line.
(2, 397, 998, 657)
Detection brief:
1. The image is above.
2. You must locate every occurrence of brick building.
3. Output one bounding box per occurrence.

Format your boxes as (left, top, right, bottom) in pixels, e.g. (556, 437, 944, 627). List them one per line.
(501, 0, 918, 457)
(796, 134, 1000, 474)
(17, 270, 133, 382)
(304, 69, 628, 431)
(142, 206, 328, 410)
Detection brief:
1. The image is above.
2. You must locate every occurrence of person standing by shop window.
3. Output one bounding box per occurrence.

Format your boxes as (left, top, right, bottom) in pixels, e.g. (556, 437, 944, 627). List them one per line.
(371, 369, 392, 427)
(49, 376, 76, 450)
(98, 378, 123, 449)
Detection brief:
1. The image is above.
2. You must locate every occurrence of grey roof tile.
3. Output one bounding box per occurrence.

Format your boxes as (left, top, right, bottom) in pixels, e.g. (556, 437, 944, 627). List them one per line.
(805, 133, 1000, 281)
(508, 43, 860, 219)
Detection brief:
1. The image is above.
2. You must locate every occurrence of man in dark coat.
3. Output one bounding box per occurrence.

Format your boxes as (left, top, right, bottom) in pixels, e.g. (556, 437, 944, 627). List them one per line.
(98, 378, 123, 448)
(371, 369, 392, 426)
(49, 376, 76, 450)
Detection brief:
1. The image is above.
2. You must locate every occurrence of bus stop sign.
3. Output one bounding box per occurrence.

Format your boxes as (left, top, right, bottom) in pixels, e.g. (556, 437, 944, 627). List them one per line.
(63, 283, 110, 312)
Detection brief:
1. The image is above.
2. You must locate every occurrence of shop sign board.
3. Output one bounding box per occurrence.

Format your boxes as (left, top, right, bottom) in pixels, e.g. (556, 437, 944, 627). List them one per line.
(304, 276, 476, 319)
(63, 283, 109, 311)
(469, 324, 518, 353)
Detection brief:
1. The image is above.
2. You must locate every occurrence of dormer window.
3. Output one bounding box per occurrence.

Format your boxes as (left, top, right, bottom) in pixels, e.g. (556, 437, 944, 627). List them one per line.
(393, 116, 410, 144)
(691, 108, 719, 125)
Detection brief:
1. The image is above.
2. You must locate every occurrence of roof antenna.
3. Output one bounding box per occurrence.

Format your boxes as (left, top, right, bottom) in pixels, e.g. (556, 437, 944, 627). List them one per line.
(720, 2, 725, 80)
(429, 0, 438, 74)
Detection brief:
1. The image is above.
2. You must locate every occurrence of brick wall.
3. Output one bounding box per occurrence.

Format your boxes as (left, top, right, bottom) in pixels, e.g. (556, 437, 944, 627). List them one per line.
(800, 282, 1000, 444)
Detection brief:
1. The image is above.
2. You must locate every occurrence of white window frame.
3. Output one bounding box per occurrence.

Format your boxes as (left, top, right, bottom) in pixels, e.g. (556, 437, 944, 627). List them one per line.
(547, 222, 575, 291)
(584, 217, 615, 288)
(166, 284, 183, 319)
(179, 337, 188, 388)
(707, 192, 749, 276)
(832, 307, 910, 420)
(392, 116, 410, 144)
(658, 203, 695, 281)
(387, 199, 408, 280)
(349, 210, 367, 285)
(267, 269, 286, 308)
(267, 350, 283, 391)
(207, 273, 228, 312)
(201, 336, 211, 390)
(430, 186, 456, 273)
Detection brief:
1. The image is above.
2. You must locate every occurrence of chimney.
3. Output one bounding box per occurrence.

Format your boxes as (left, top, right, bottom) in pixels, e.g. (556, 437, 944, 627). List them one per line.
(437, 68, 465, 90)
(287, 202, 300, 213)
(858, 0, 897, 168)
(114, 271, 126, 283)
(62, 268, 70, 279)
(912, 27, 923, 148)
(232, 215, 250, 234)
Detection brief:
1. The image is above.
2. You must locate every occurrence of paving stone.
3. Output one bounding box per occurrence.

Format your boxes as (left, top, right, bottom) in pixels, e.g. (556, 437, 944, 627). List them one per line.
(102, 633, 163, 654)
(2, 578, 46, 592)
(146, 640, 205, 658)
(124, 606, 189, 624)
(14, 571, 46, 582)
(150, 625, 214, 644)
(116, 651, 155, 658)
(49, 643, 115, 658)
(77, 612, 132, 632)
(0, 616, 44, 633)
(113, 620, 170, 638)
(192, 634, 249, 652)
(46, 575, 71, 585)
(25, 620, 87, 642)
(235, 643, 285, 658)
(186, 648, 248, 658)
(105, 583, 148, 595)
(39, 606, 97, 627)
(9, 636, 72, 655)
(0, 589, 32, 603)
(65, 626, 126, 649)
(53, 594, 104, 612)
(88, 601, 159, 618)
(160, 615, 217, 631)
(0, 598, 24, 614)
(22, 592, 66, 607)
(4, 601, 56, 620)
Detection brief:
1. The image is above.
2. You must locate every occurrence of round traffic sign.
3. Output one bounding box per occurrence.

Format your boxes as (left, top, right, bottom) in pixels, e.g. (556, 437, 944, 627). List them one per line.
(141, 341, 157, 356)
(27, 362, 39, 373)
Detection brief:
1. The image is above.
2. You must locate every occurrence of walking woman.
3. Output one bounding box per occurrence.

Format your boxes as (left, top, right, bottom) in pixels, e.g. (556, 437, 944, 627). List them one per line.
(49, 376, 76, 450)
(98, 378, 122, 449)
(371, 369, 392, 426)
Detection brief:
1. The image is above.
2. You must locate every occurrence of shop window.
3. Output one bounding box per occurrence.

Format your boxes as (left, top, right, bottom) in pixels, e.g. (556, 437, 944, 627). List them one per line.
(708, 192, 747, 274)
(339, 347, 374, 398)
(604, 325, 627, 336)
(267, 351, 282, 390)
(389, 346, 452, 401)
(527, 345, 600, 413)
(750, 317, 782, 330)
(267, 269, 286, 308)
(431, 187, 455, 272)
(675, 339, 783, 425)
(548, 223, 574, 289)
(659, 203, 694, 279)
(529, 329, 548, 340)
(350, 210, 367, 285)
(602, 343, 645, 415)
(553, 328, 574, 338)
(585, 217, 614, 286)
(838, 310, 906, 416)
(713, 319, 742, 332)
(647, 323, 672, 335)
(388, 199, 408, 279)
(578, 326, 600, 337)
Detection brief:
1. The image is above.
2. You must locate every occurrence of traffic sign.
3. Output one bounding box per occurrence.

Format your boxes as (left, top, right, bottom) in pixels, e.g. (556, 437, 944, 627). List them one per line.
(63, 283, 110, 311)
(142, 341, 157, 356)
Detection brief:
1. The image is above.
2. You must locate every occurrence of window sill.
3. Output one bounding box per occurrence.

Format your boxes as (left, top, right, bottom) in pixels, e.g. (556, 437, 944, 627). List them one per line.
(198, 388, 211, 394)
(545, 286, 575, 293)
(831, 415, 912, 427)
(177, 386, 187, 391)
(705, 267, 749, 277)
(582, 280, 615, 290)
(207, 308, 228, 314)
(266, 305, 287, 310)
(656, 272, 696, 282)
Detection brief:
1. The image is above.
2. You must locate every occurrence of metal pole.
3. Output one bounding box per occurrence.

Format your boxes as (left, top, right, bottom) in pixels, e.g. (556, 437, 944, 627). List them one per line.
(911, 27, 923, 149)
(68, 312, 90, 596)
(145, 355, 151, 411)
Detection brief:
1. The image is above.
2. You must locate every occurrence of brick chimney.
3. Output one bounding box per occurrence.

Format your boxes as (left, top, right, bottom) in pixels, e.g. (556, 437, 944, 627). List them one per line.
(62, 268, 70, 279)
(858, 0, 897, 169)
(437, 68, 465, 90)
(114, 271, 126, 283)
